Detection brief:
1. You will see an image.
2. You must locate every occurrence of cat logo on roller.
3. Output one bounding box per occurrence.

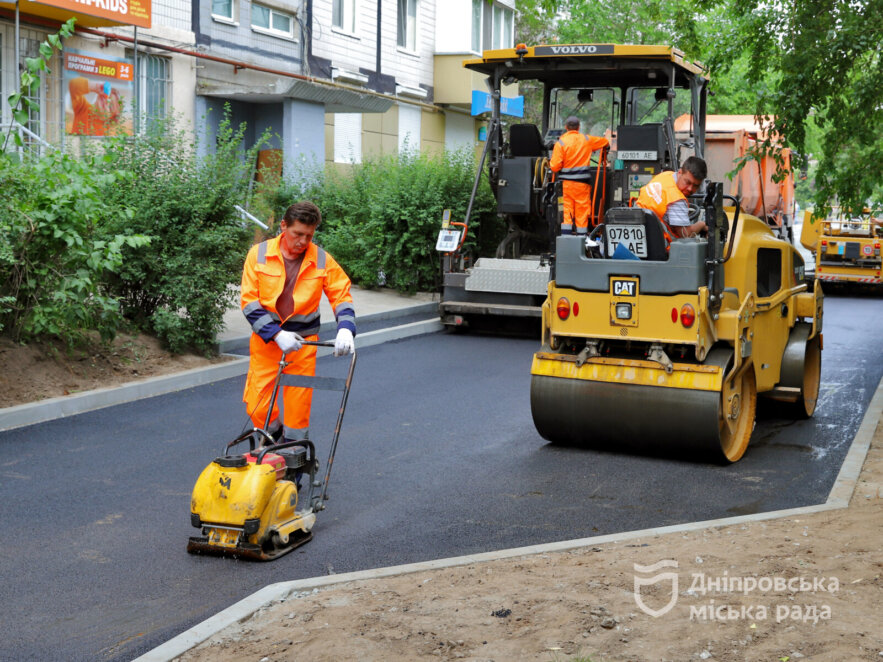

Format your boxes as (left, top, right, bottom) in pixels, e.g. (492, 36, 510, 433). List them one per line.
(612, 279, 636, 296)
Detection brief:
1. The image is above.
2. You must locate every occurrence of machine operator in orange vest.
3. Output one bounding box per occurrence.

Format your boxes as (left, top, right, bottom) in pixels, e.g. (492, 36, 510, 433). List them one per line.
(635, 156, 708, 238)
(549, 116, 610, 234)
(240, 201, 356, 442)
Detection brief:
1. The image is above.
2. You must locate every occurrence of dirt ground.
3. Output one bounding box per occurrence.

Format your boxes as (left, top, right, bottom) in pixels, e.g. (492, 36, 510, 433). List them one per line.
(176, 417, 883, 662)
(0, 333, 230, 408)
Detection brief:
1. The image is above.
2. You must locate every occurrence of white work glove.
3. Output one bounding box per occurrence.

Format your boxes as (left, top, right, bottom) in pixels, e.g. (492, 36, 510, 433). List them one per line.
(274, 330, 304, 355)
(334, 328, 355, 356)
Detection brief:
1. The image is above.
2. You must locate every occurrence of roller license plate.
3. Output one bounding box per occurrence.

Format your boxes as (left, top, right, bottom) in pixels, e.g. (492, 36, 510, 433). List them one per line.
(606, 225, 647, 258)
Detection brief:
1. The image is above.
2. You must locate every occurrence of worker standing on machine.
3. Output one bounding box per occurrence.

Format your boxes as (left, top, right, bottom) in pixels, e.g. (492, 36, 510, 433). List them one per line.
(240, 201, 356, 443)
(549, 116, 609, 235)
(635, 156, 708, 238)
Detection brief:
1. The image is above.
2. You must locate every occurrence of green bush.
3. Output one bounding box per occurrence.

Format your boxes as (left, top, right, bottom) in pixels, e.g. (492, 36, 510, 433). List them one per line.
(266, 148, 502, 293)
(95, 113, 260, 354)
(0, 151, 148, 343)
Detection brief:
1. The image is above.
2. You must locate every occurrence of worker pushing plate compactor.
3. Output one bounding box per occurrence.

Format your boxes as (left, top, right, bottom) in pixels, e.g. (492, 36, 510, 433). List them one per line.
(188, 341, 355, 560)
(436, 43, 824, 462)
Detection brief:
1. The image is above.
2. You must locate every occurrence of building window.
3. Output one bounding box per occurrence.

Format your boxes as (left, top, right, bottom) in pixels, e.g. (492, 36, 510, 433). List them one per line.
(334, 113, 362, 164)
(475, 2, 513, 52)
(211, 0, 236, 22)
(397, 0, 417, 51)
(398, 104, 421, 155)
(139, 53, 171, 134)
(17, 32, 47, 143)
(471, 0, 482, 53)
(333, 0, 356, 33)
(252, 3, 295, 39)
(492, 4, 513, 49)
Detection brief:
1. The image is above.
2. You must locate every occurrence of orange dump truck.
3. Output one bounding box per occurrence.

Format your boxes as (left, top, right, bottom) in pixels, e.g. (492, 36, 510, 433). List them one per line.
(676, 114, 796, 241)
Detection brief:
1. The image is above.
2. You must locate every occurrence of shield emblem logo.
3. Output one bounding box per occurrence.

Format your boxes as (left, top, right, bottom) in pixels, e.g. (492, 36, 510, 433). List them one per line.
(633, 560, 679, 618)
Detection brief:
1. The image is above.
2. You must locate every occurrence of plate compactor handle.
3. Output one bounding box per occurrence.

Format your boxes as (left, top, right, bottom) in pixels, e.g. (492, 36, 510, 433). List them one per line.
(263, 340, 358, 513)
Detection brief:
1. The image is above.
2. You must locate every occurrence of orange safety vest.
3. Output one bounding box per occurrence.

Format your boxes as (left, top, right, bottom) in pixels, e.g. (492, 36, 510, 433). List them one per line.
(240, 235, 355, 438)
(240, 235, 355, 342)
(635, 171, 686, 242)
(550, 131, 609, 181)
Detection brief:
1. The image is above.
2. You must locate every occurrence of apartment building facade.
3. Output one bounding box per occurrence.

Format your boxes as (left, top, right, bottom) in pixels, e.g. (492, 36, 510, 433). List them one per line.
(0, 0, 516, 170)
(317, 0, 516, 166)
(0, 1, 193, 151)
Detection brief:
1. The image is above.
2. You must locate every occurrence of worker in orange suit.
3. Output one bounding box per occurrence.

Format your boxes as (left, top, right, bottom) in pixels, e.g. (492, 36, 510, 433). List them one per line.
(549, 116, 609, 234)
(240, 201, 356, 442)
(635, 156, 708, 238)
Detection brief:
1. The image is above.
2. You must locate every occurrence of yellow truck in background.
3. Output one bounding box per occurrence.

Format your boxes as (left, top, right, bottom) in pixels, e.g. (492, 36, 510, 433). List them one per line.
(800, 208, 882, 285)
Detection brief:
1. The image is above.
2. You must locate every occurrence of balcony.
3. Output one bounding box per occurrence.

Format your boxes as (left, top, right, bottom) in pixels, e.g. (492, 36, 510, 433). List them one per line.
(433, 53, 518, 110)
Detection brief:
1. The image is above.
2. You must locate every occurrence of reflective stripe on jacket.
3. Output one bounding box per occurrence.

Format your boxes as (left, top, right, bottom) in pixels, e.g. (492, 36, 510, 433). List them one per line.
(550, 131, 609, 181)
(240, 236, 356, 342)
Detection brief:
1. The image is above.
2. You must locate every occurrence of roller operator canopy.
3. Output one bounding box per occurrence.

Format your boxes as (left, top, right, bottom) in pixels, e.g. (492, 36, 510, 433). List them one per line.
(464, 43, 707, 89)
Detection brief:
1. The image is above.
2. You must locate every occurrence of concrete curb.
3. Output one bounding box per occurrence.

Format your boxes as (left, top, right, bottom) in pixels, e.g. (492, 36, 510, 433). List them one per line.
(136, 376, 883, 662)
(0, 317, 441, 432)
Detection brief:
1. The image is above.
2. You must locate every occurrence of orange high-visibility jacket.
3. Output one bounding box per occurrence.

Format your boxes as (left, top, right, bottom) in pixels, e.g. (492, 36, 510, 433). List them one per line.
(550, 131, 609, 181)
(240, 235, 356, 342)
(635, 171, 686, 223)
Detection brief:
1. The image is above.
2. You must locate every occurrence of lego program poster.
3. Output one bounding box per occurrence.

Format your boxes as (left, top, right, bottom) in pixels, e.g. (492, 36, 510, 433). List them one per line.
(64, 48, 134, 136)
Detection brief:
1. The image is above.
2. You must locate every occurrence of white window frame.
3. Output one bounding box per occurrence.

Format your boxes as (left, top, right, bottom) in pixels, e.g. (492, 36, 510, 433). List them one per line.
(471, 0, 482, 54)
(251, 3, 297, 40)
(492, 4, 513, 50)
(332, 0, 358, 36)
(211, 0, 238, 25)
(398, 104, 421, 155)
(473, 1, 513, 53)
(334, 113, 362, 164)
(396, 0, 418, 53)
(133, 51, 172, 134)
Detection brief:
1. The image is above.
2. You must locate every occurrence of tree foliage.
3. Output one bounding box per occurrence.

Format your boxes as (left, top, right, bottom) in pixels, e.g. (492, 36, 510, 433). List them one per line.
(0, 152, 148, 343)
(95, 112, 259, 354)
(515, 0, 883, 212)
(707, 0, 883, 213)
(263, 148, 501, 294)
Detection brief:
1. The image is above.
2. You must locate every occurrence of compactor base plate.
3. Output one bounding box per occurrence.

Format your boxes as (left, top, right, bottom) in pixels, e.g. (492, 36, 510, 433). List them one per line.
(186, 530, 313, 562)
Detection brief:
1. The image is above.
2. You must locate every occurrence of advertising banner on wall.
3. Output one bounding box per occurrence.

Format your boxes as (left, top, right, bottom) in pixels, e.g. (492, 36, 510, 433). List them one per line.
(64, 48, 134, 136)
(33, 0, 151, 28)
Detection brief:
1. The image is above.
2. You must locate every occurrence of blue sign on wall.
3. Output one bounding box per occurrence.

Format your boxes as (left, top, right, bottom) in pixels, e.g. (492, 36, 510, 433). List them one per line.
(471, 90, 525, 118)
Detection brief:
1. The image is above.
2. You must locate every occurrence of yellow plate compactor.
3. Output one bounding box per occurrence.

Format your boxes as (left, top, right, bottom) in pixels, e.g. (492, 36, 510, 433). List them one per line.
(187, 341, 355, 560)
(530, 183, 823, 463)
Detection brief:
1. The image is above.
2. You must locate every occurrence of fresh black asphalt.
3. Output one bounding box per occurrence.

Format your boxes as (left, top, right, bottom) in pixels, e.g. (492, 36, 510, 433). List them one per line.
(0, 294, 880, 661)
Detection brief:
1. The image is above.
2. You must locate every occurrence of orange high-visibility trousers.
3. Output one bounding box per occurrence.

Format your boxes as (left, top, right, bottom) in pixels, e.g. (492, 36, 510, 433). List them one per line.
(561, 180, 593, 229)
(244, 333, 318, 438)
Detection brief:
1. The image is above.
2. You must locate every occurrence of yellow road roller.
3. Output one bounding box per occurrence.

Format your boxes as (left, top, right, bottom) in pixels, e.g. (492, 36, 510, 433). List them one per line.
(530, 183, 823, 462)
